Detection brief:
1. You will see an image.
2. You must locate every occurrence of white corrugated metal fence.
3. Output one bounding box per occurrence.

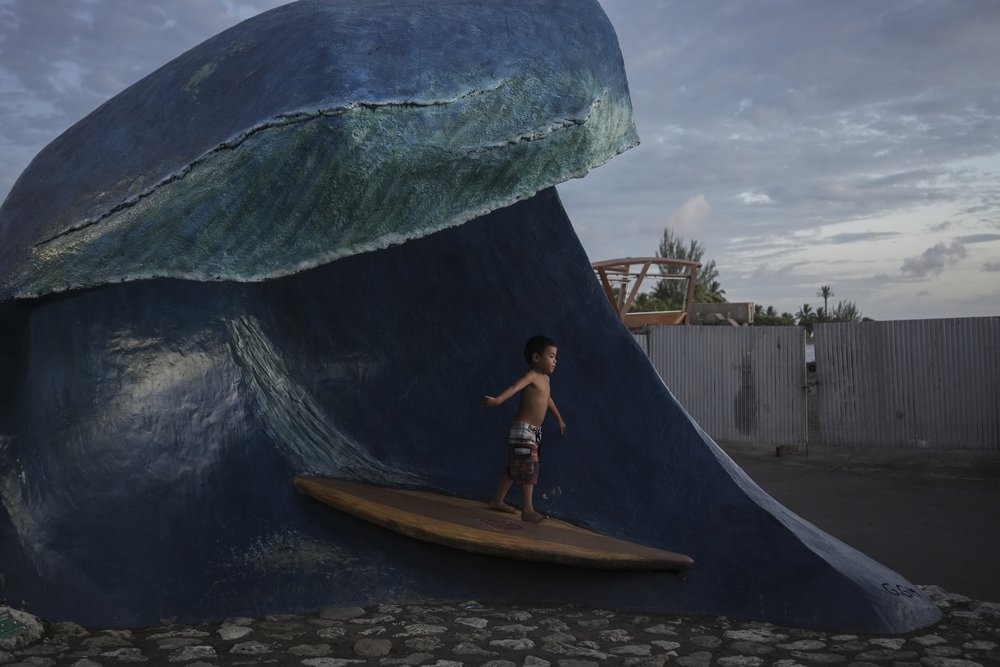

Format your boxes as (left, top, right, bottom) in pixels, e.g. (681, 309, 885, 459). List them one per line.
(644, 326, 807, 446)
(814, 317, 1000, 449)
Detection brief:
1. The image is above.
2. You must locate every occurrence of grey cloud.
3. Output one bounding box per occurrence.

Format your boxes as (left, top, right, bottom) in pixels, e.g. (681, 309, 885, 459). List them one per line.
(955, 233, 1000, 244)
(610, 2, 1000, 128)
(0, 0, 288, 203)
(858, 169, 945, 191)
(737, 191, 774, 205)
(589, 0, 1000, 249)
(983, 261, 1000, 272)
(826, 232, 899, 244)
(962, 204, 996, 216)
(900, 240, 968, 278)
(2, 0, 1000, 321)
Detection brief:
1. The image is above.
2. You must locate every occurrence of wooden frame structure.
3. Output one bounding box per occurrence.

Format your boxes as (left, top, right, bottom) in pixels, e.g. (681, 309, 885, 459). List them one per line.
(592, 257, 701, 330)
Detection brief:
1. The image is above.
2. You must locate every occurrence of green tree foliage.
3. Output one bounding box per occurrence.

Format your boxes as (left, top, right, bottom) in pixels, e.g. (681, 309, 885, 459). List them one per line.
(831, 299, 863, 322)
(753, 304, 796, 326)
(749, 286, 867, 329)
(606, 288, 671, 314)
(797, 293, 866, 330)
(629, 292, 670, 313)
(652, 228, 726, 308)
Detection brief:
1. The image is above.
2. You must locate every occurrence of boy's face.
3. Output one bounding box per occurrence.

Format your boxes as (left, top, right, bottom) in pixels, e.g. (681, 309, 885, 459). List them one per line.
(531, 345, 558, 374)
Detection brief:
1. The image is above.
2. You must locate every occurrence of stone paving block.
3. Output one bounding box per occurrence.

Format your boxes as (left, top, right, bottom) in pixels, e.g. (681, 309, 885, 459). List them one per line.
(623, 657, 667, 667)
(166, 645, 216, 662)
(98, 647, 147, 662)
(353, 638, 392, 657)
(730, 640, 776, 655)
(523, 656, 552, 666)
(780, 639, 828, 650)
(320, 607, 366, 621)
(393, 624, 448, 637)
(155, 636, 201, 650)
(674, 651, 713, 667)
(725, 628, 790, 643)
(451, 641, 497, 656)
(495, 623, 538, 634)
(490, 637, 536, 650)
(918, 658, 986, 667)
(643, 624, 679, 635)
(405, 636, 445, 651)
(788, 650, 846, 663)
(217, 623, 253, 640)
(223, 615, 254, 625)
(691, 634, 723, 648)
(381, 652, 435, 665)
(542, 641, 608, 659)
(717, 657, 765, 666)
(301, 658, 366, 667)
(290, 642, 334, 656)
(610, 643, 652, 655)
(651, 640, 681, 652)
(229, 640, 271, 655)
(599, 629, 634, 643)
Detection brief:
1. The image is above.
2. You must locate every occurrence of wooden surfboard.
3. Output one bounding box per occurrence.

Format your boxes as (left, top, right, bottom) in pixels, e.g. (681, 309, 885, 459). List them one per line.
(294, 476, 694, 572)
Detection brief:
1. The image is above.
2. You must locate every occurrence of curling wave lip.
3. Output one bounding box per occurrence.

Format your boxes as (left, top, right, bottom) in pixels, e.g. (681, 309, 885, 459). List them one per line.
(0, 0, 637, 300)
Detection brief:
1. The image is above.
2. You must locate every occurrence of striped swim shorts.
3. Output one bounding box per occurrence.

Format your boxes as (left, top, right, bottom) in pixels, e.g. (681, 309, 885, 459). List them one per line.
(507, 421, 541, 485)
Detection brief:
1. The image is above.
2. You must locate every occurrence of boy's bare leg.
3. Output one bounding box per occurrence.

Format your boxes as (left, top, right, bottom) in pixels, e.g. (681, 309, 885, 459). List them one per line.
(520, 483, 546, 523)
(489, 472, 518, 513)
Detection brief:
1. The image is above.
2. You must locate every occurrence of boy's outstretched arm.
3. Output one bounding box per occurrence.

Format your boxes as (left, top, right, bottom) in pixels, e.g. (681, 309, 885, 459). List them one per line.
(548, 397, 566, 434)
(481, 371, 536, 408)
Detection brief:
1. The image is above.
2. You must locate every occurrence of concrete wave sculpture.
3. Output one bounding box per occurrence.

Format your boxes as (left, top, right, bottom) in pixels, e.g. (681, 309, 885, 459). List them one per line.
(0, 0, 940, 633)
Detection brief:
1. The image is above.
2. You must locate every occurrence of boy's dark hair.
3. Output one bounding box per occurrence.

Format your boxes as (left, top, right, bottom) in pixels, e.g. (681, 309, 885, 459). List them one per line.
(524, 335, 556, 363)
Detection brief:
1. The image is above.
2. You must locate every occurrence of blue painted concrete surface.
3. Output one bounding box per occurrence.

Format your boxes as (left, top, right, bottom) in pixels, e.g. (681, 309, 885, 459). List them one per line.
(0, 190, 940, 632)
(0, 0, 939, 635)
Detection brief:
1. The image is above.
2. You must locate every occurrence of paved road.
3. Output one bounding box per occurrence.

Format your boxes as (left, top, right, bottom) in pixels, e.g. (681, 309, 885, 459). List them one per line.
(723, 444, 1000, 603)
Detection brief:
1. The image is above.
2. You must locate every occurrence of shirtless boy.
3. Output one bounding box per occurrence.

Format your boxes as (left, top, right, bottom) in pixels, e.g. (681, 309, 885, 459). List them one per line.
(481, 335, 566, 523)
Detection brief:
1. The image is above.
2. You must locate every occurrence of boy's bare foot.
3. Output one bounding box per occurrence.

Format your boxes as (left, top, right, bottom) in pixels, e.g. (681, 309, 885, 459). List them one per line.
(521, 510, 547, 524)
(489, 500, 518, 514)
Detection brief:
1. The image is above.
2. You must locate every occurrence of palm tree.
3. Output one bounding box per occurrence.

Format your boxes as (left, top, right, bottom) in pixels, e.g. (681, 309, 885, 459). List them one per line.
(754, 305, 795, 326)
(817, 285, 834, 314)
(796, 303, 817, 335)
(795, 303, 814, 326)
(697, 279, 727, 304)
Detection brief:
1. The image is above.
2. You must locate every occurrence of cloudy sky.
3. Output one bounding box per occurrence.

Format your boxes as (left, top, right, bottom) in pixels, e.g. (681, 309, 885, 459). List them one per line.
(1, 1, 998, 320)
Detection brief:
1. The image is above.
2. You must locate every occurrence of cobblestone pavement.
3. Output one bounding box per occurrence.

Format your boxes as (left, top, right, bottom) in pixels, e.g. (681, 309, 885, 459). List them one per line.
(2, 586, 998, 666)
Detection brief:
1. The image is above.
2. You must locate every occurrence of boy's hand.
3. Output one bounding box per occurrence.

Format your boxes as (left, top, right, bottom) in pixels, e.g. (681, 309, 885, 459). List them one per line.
(557, 418, 566, 435)
(481, 395, 500, 408)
